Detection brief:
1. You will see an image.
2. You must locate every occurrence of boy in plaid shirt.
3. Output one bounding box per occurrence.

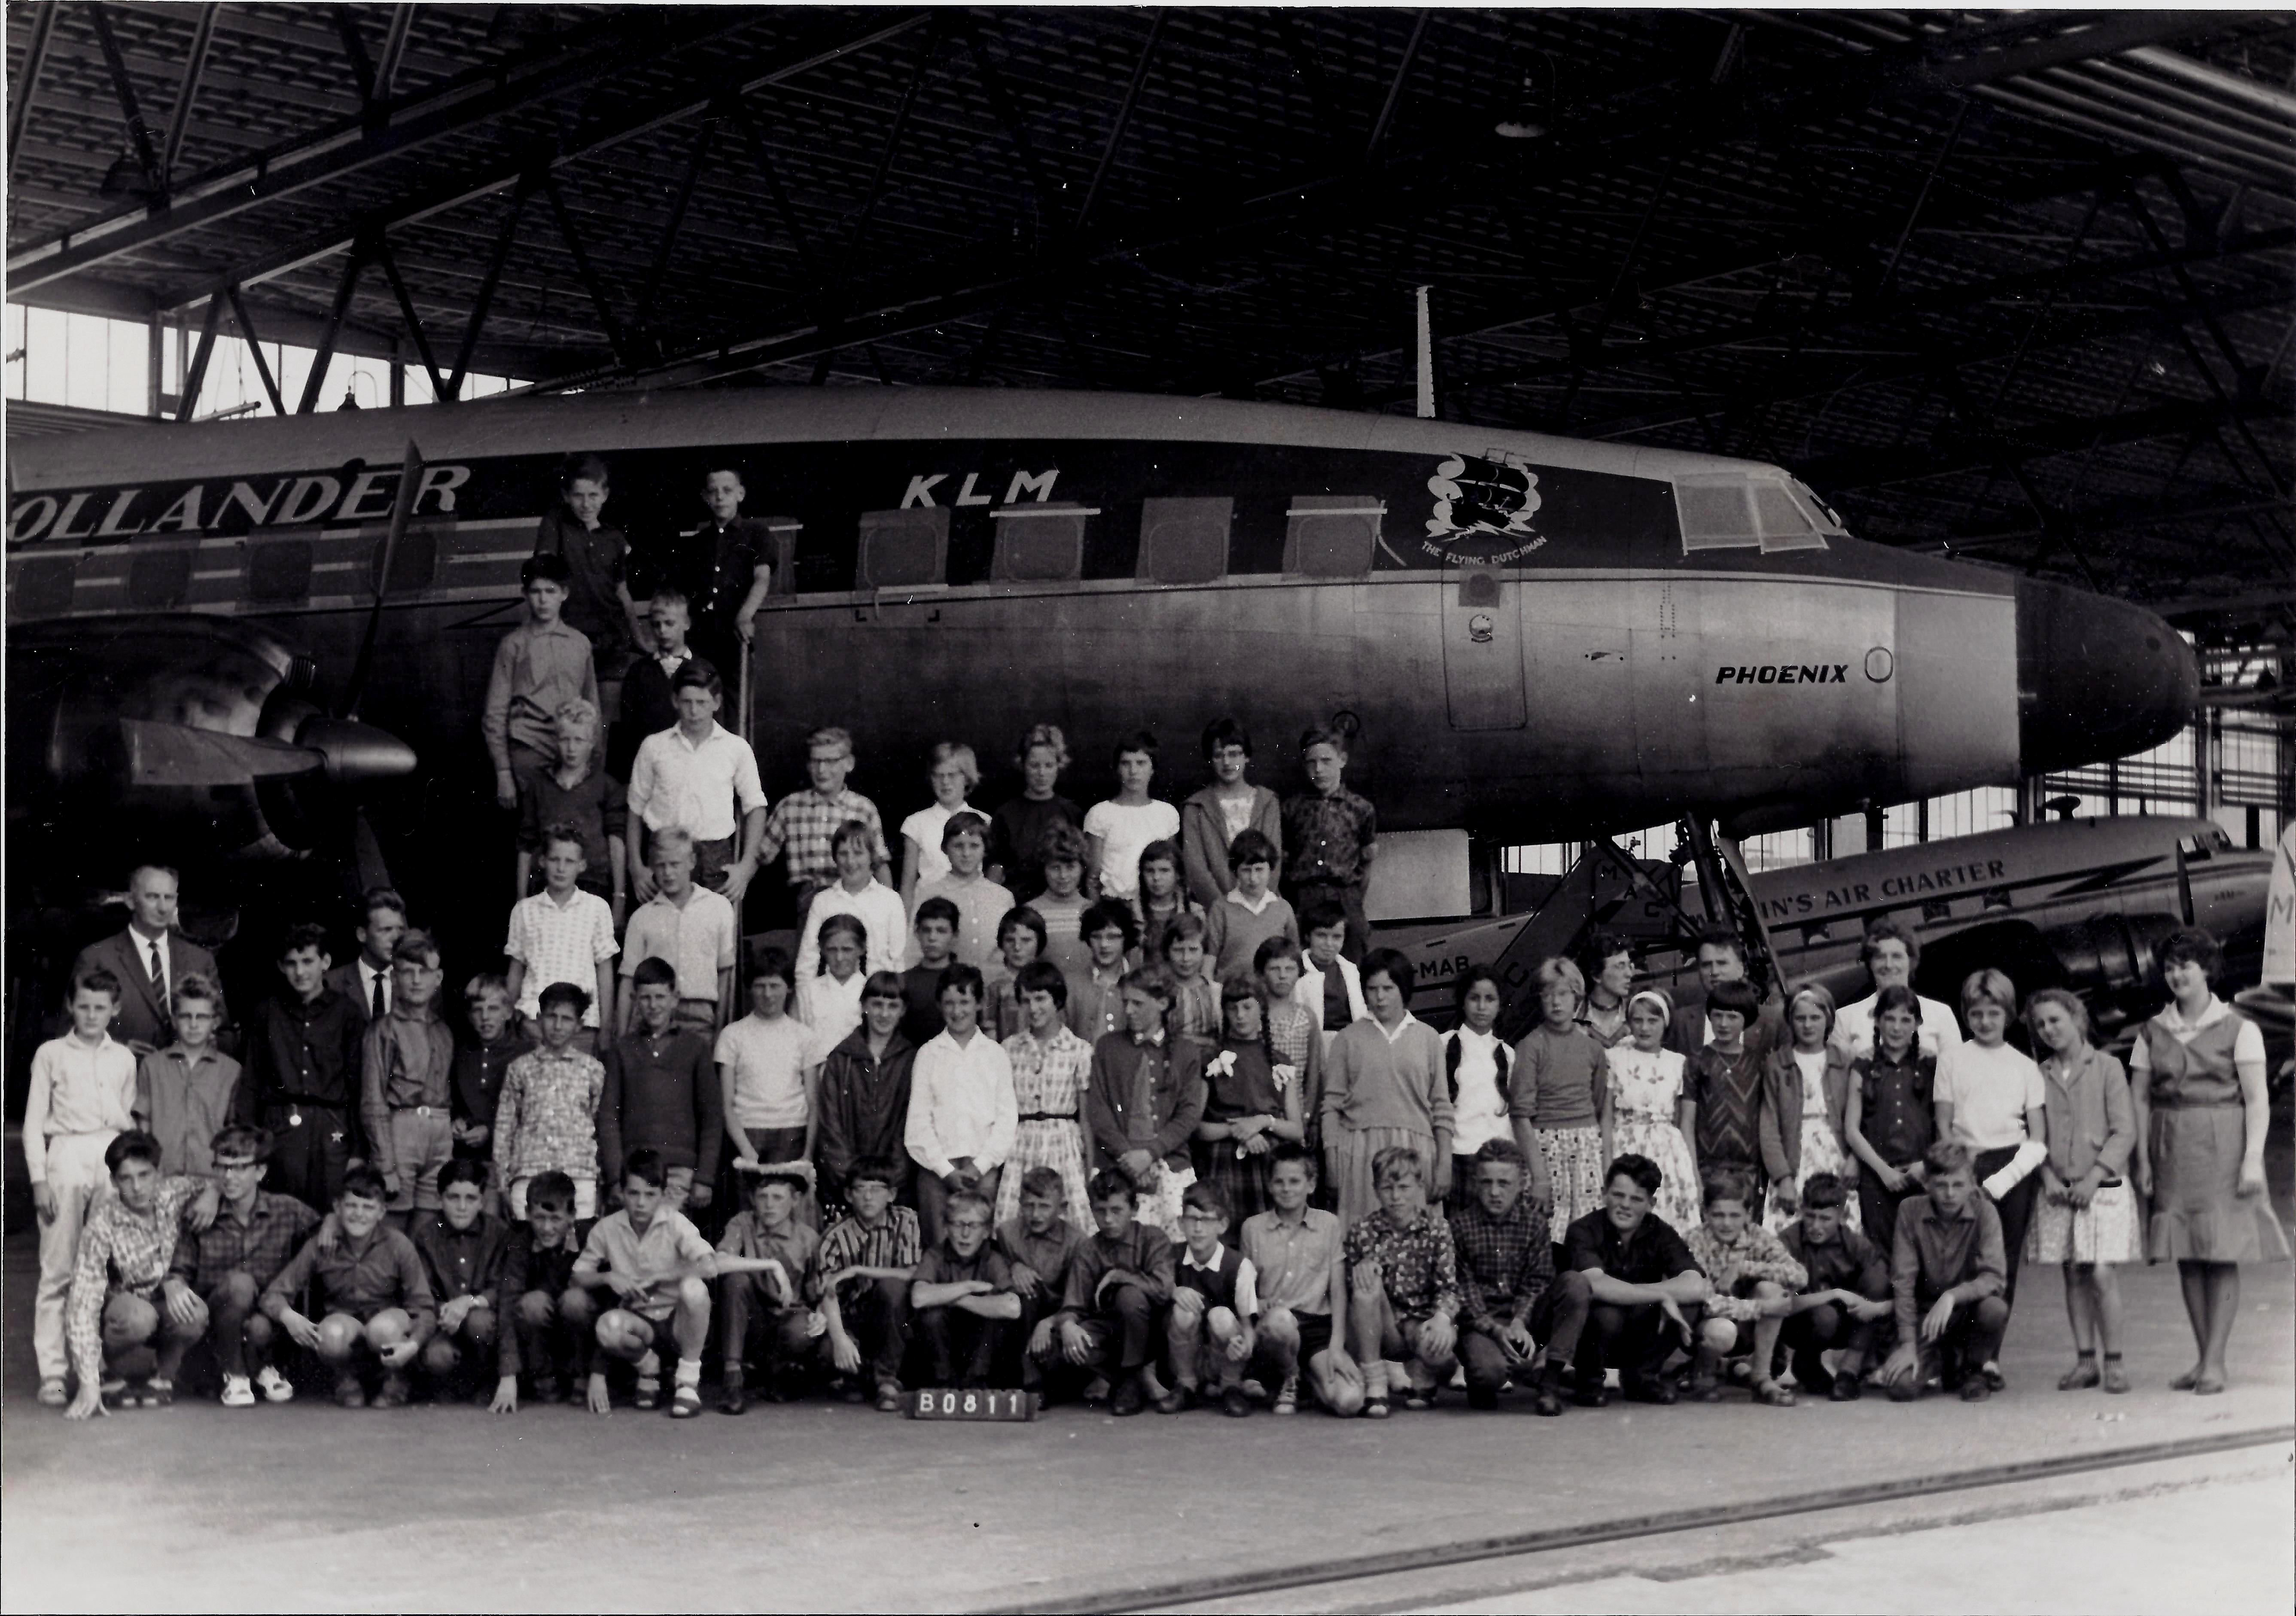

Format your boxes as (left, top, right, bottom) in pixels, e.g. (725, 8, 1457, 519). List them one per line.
(756, 726, 892, 917)
(61, 1131, 217, 1419)
(1343, 1143, 1459, 1418)
(816, 1155, 921, 1411)
(1683, 1168, 1807, 1406)
(1448, 1137, 1555, 1412)
(166, 1123, 320, 1408)
(494, 982, 607, 1220)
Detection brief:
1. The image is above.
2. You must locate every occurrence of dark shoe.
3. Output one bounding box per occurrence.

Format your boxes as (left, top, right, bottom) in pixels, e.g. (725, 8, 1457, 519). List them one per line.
(1110, 1375, 1146, 1417)
(1830, 1375, 1863, 1402)
(1571, 1378, 1609, 1409)
(530, 1375, 563, 1405)
(2058, 1358, 2101, 1391)
(333, 1375, 367, 1410)
(1794, 1357, 1835, 1398)
(1622, 1375, 1678, 1406)
(670, 1383, 704, 1419)
(1959, 1378, 1990, 1403)
(1155, 1384, 1195, 1415)
(1687, 1346, 1723, 1403)
(1980, 1360, 2006, 1393)
(838, 1378, 868, 1405)
(874, 1381, 904, 1413)
(720, 1374, 748, 1415)
(1532, 1384, 1565, 1416)
(1887, 1378, 1923, 1403)
(1221, 1385, 1253, 1419)
(1467, 1386, 1500, 1412)
(374, 1373, 411, 1409)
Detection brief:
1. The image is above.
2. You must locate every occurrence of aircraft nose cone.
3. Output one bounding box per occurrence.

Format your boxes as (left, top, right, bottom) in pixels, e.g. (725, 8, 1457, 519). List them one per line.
(2016, 578, 2197, 776)
(293, 716, 417, 786)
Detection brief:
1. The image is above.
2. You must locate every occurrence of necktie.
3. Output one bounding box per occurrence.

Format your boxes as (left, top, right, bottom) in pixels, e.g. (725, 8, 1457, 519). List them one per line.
(371, 971, 387, 1021)
(149, 937, 166, 993)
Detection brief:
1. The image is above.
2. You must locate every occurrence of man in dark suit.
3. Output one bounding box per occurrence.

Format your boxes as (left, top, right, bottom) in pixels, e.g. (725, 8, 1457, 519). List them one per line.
(325, 887, 408, 1028)
(1665, 927, 1784, 1063)
(70, 864, 225, 1055)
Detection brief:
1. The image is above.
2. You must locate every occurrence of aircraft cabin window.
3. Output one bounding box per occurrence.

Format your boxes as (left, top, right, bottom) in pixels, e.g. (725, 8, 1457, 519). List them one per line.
(1672, 479, 1760, 552)
(2178, 834, 2213, 860)
(11, 554, 79, 619)
(1284, 497, 1382, 577)
(760, 517, 803, 596)
(1137, 496, 1232, 585)
(247, 539, 314, 606)
(857, 507, 949, 590)
(128, 545, 194, 610)
(991, 504, 1094, 582)
(1752, 482, 1828, 552)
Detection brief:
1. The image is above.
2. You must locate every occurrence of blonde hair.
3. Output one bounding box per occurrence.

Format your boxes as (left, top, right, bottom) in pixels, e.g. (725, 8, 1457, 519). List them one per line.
(1533, 955, 1585, 1004)
(1959, 968, 2019, 1015)
(1016, 723, 1069, 773)
(554, 699, 600, 741)
(1787, 980, 1838, 1040)
(930, 741, 981, 790)
(2023, 986, 2092, 1049)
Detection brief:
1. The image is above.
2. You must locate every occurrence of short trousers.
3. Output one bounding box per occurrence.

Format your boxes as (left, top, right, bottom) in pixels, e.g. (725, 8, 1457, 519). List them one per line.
(510, 1175, 598, 1220)
(386, 1108, 456, 1211)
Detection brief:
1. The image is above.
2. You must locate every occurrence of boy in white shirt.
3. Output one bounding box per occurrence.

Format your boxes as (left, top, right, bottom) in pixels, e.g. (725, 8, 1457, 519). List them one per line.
(905, 963, 1019, 1246)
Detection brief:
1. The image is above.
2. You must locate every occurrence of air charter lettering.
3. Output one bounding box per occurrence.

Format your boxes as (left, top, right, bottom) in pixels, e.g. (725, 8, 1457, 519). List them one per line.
(1757, 856, 2012, 921)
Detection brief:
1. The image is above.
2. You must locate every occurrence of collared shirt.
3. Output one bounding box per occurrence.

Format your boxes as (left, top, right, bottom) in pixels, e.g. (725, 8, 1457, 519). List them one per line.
(622, 884, 737, 1003)
(1239, 1206, 1344, 1316)
(241, 988, 365, 1118)
(899, 802, 971, 888)
(914, 1238, 1017, 1296)
(1059, 1221, 1176, 1317)
(1203, 887, 1297, 988)
(535, 508, 631, 650)
(360, 1008, 457, 1160)
(1780, 1219, 1890, 1300)
(1081, 796, 1180, 900)
(573, 1208, 714, 1322)
(517, 760, 628, 878)
(601, 1024, 723, 1180)
(494, 1220, 591, 1376)
(451, 1031, 527, 1138)
(1560, 1208, 1701, 1287)
(1855, 1046, 1936, 1166)
(130, 924, 173, 1009)
(795, 879, 910, 979)
(1296, 954, 1365, 1047)
(1343, 1207, 1459, 1320)
(798, 970, 867, 1053)
(1280, 787, 1378, 886)
(351, 958, 392, 1022)
(819, 1207, 923, 1302)
(910, 873, 1016, 969)
(1066, 964, 1127, 1044)
(67, 1175, 202, 1385)
(1833, 992, 1962, 1062)
(1449, 1196, 1553, 1332)
(493, 1044, 606, 1183)
(504, 888, 618, 1024)
(1936, 1040, 2045, 1152)
(1684, 1223, 1808, 1321)
(906, 1030, 1019, 1180)
(627, 722, 767, 842)
(996, 1216, 1084, 1295)
(1322, 1015, 1449, 1138)
(1890, 1192, 2006, 1337)
(2037, 1046, 2138, 1182)
(172, 1189, 319, 1295)
(1005, 1024, 1093, 1120)
(135, 1042, 241, 1178)
(22, 1034, 137, 1181)
(817, 1030, 918, 1195)
(758, 787, 891, 889)
(262, 1222, 437, 1335)
(1176, 1241, 1260, 1317)
(412, 1211, 513, 1302)
(483, 617, 599, 768)
(719, 1211, 822, 1306)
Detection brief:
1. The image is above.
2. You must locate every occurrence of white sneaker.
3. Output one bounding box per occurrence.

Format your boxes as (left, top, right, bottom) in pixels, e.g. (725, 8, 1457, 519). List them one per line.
(254, 1366, 296, 1404)
(220, 1375, 256, 1408)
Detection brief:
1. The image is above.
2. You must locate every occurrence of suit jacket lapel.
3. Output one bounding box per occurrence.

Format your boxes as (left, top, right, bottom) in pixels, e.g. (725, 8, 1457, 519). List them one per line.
(114, 932, 166, 1021)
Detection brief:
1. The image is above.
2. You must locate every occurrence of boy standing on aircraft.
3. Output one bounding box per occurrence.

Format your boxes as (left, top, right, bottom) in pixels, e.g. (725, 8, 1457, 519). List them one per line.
(680, 464, 776, 678)
(611, 590, 696, 782)
(626, 662, 769, 907)
(484, 553, 600, 814)
(1281, 728, 1377, 964)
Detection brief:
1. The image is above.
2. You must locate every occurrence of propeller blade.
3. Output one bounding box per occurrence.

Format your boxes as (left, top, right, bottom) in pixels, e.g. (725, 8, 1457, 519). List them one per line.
(340, 437, 423, 721)
(120, 719, 324, 788)
(351, 806, 395, 896)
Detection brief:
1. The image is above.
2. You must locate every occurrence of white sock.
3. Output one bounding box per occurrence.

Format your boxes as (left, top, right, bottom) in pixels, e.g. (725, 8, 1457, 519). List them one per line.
(675, 1359, 701, 1387)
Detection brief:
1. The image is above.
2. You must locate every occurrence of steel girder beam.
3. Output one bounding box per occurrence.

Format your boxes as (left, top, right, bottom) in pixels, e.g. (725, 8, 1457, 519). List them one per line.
(1794, 393, 2293, 491)
(7, 0, 59, 186)
(6, 8, 775, 295)
(158, 4, 220, 184)
(577, 11, 2244, 393)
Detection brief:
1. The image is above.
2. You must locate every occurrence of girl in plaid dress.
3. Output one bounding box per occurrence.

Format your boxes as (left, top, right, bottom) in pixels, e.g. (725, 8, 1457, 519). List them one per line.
(1193, 980, 1303, 1222)
(996, 960, 1095, 1230)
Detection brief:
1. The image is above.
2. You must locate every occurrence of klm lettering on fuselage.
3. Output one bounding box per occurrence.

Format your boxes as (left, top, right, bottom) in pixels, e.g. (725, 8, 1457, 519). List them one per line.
(1715, 664, 1849, 686)
(1759, 856, 2012, 921)
(899, 469, 1060, 508)
(7, 465, 475, 544)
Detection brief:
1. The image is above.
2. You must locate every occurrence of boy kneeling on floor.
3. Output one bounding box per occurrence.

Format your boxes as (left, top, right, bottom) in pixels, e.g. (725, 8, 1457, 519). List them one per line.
(574, 1148, 718, 1418)
(1876, 1140, 2011, 1403)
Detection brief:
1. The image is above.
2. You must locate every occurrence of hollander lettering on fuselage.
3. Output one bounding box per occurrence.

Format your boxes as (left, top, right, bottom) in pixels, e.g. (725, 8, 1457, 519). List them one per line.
(8, 464, 475, 542)
(1759, 856, 2013, 921)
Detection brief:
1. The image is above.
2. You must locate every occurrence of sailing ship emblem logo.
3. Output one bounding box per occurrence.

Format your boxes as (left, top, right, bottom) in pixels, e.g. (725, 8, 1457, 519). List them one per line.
(1425, 450, 1547, 563)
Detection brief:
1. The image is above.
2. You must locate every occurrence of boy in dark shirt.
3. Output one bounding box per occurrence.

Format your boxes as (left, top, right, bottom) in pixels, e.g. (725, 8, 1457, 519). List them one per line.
(714, 1164, 821, 1412)
(600, 957, 722, 1214)
(451, 974, 524, 1207)
(1879, 1141, 2010, 1403)
(260, 1165, 437, 1408)
(1449, 1138, 1555, 1412)
(910, 1188, 1021, 1390)
(1682, 978, 1768, 1198)
(412, 1159, 513, 1401)
(492, 1171, 591, 1409)
(239, 923, 368, 1213)
(1776, 1171, 1894, 1400)
(1532, 1153, 1707, 1410)
(1042, 1168, 1176, 1416)
(1163, 1180, 1258, 1417)
(901, 900, 961, 1046)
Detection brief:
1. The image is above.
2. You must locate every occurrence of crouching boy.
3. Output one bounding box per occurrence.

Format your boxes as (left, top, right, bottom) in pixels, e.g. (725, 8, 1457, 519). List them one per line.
(910, 1189, 1022, 1390)
(1162, 1180, 1258, 1417)
(817, 1156, 922, 1412)
(1682, 1168, 1808, 1406)
(1344, 1144, 1460, 1418)
(1777, 1171, 1893, 1400)
(715, 1161, 822, 1412)
(1448, 1138, 1553, 1412)
(1239, 1142, 1363, 1417)
(261, 1165, 437, 1409)
(574, 1148, 717, 1418)
(493, 1170, 592, 1411)
(1878, 1141, 2010, 1402)
(61, 1131, 219, 1418)
(412, 1159, 512, 1401)
(164, 1125, 319, 1408)
(1040, 1168, 1176, 1415)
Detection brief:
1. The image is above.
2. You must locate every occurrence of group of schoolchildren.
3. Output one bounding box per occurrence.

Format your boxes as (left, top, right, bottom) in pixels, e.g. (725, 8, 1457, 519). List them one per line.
(27, 453, 2286, 1424)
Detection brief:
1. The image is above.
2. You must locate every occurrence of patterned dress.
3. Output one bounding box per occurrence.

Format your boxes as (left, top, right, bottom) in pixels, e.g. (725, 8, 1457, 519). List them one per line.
(997, 1025, 1095, 1231)
(1171, 971, 1221, 1044)
(1607, 1044, 1702, 1232)
(1768, 1049, 1859, 1235)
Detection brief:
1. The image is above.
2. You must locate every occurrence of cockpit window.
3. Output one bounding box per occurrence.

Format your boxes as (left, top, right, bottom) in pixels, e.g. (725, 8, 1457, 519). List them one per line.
(1788, 478, 1850, 536)
(1674, 475, 1834, 555)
